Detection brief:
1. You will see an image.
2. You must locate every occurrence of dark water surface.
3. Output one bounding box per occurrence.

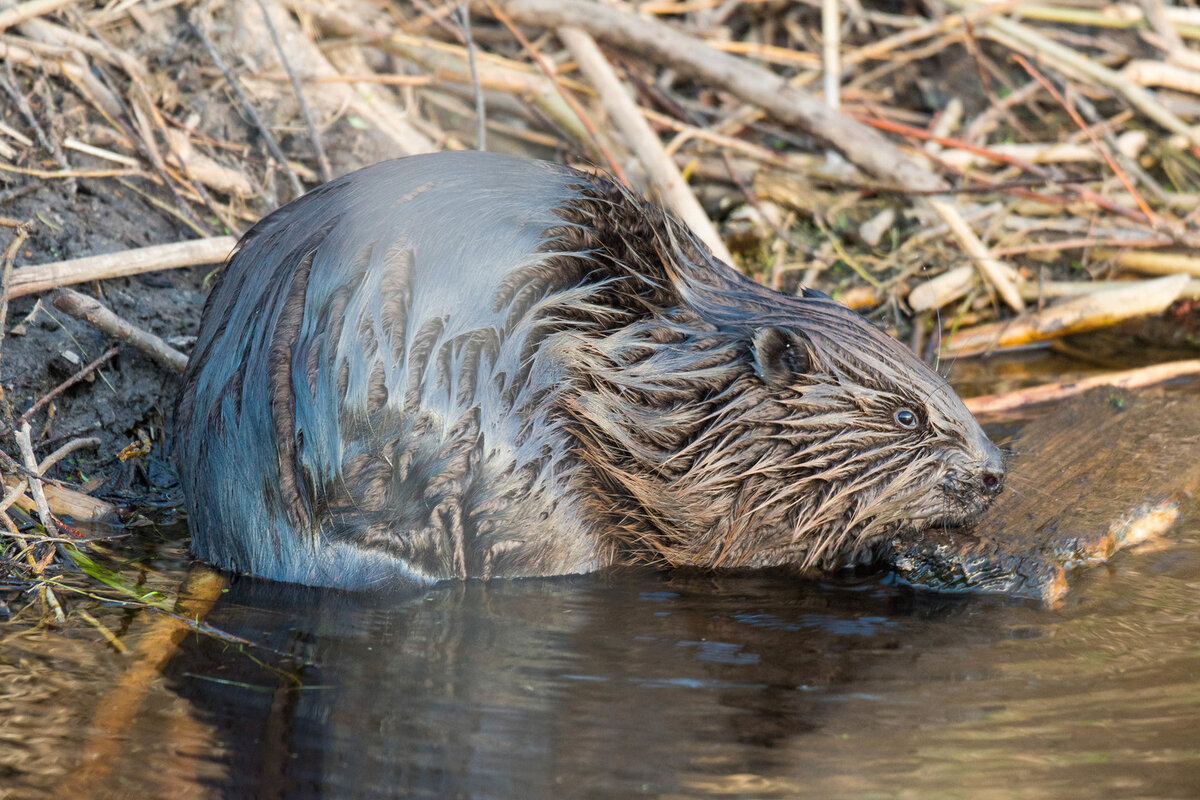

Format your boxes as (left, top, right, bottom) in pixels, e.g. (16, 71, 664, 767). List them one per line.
(5, 519, 1200, 800)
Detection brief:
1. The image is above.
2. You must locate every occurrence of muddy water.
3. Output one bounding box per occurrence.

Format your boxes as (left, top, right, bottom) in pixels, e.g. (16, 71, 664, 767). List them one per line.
(4, 378, 1200, 798)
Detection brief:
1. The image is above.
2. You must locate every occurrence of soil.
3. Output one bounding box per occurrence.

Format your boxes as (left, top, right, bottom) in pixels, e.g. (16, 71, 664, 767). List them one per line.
(0, 179, 208, 508)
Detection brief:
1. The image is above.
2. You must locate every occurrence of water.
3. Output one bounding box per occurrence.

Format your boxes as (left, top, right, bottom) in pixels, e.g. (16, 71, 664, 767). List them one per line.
(4, 352, 1200, 799)
(4, 519, 1200, 799)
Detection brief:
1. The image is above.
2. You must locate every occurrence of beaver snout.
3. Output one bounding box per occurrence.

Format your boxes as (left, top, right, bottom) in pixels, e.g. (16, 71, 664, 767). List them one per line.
(980, 443, 1006, 496)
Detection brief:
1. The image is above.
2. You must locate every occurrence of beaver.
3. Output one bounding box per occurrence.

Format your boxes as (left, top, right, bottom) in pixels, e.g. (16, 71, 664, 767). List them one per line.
(174, 151, 1004, 589)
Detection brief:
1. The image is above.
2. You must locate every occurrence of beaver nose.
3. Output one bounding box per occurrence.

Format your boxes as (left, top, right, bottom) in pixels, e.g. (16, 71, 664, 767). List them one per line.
(980, 443, 1006, 495)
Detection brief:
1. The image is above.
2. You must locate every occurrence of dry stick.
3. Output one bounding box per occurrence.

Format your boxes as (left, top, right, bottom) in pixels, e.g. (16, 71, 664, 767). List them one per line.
(6, 236, 236, 300)
(0, 59, 75, 194)
(1142, 0, 1184, 50)
(1021, 278, 1200, 301)
(927, 195, 1024, 312)
(250, 2, 436, 155)
(15, 422, 56, 537)
(192, 18, 305, 198)
(255, 0, 331, 183)
(457, 0, 487, 152)
(943, 274, 1189, 357)
(160, 132, 247, 237)
(0, 0, 74, 32)
(1093, 249, 1200, 278)
(477, 0, 1025, 312)
(995, 236, 1172, 257)
(1069, 90, 1168, 206)
(477, 0, 942, 191)
(0, 437, 111, 524)
(485, 1, 630, 185)
(76, 25, 247, 235)
(966, 8, 1200, 148)
(853, 113, 1049, 175)
(91, 57, 212, 234)
(17, 347, 119, 428)
(821, 0, 840, 110)
(558, 27, 733, 264)
(1011, 55, 1157, 225)
(965, 360, 1200, 418)
(412, 0, 466, 39)
(0, 162, 143, 180)
(52, 289, 188, 373)
(37, 436, 102, 474)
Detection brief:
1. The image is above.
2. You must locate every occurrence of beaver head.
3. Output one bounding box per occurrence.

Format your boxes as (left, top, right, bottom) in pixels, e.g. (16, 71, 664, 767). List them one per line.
(544, 180, 1005, 571)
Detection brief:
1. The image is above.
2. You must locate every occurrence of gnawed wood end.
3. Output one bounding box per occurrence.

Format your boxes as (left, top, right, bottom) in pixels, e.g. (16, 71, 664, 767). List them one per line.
(888, 386, 1200, 605)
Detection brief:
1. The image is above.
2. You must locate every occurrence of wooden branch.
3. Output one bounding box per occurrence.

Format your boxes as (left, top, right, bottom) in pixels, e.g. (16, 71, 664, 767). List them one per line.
(927, 196, 1024, 312)
(52, 289, 189, 374)
(0, 0, 75, 33)
(7, 237, 235, 299)
(1094, 249, 1200, 278)
(943, 274, 1189, 357)
(965, 360, 1200, 418)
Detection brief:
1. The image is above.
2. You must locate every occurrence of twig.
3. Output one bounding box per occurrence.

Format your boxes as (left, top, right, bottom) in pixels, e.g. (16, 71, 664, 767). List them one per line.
(965, 359, 1200, 417)
(961, 5, 1200, 148)
(37, 437, 102, 474)
(0, 59, 75, 195)
(0, 0, 75, 32)
(852, 112, 1051, 175)
(192, 15, 305, 198)
(51, 289, 188, 373)
(821, 0, 841, 110)
(557, 26, 733, 263)
(476, 0, 1027, 312)
(485, 0, 630, 184)
(15, 422, 56, 537)
(0, 470, 117, 523)
(1067, 88, 1169, 205)
(474, 0, 947, 193)
(0, 163, 143, 180)
(17, 347, 119, 427)
(943, 274, 1189, 356)
(1011, 55, 1156, 225)
(255, 0, 331, 183)
(926, 195, 1025, 312)
(6, 236, 236, 300)
(457, 0, 487, 152)
(1092, 249, 1200, 277)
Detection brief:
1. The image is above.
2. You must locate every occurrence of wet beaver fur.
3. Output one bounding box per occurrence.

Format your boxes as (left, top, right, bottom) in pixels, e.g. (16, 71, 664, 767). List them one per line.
(175, 151, 1004, 589)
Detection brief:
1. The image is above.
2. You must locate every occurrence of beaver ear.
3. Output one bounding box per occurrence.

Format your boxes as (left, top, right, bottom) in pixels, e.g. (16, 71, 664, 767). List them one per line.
(751, 327, 813, 387)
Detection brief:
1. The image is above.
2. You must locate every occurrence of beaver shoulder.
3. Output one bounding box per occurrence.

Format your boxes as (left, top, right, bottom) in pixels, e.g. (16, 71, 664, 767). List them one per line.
(174, 151, 1003, 589)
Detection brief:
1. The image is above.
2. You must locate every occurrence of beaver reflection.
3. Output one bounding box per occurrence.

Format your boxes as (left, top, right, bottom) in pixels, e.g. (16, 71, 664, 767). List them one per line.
(168, 571, 986, 798)
(174, 152, 1004, 589)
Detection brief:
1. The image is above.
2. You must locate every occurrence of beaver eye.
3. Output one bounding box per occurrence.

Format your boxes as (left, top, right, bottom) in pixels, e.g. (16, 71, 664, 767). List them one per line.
(894, 408, 919, 429)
